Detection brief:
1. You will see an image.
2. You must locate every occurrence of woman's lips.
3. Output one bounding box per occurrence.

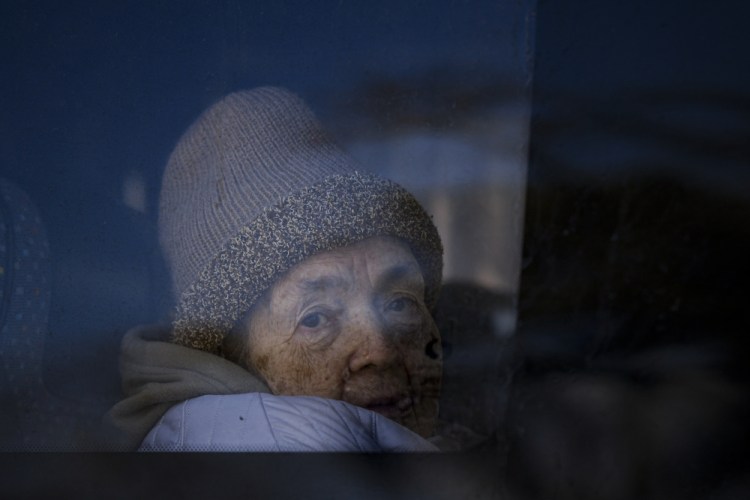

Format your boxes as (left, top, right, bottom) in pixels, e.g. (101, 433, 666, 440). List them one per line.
(364, 395, 413, 420)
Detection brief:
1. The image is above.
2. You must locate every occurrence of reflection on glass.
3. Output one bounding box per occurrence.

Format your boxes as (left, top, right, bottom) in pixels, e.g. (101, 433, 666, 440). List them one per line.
(0, 0, 533, 462)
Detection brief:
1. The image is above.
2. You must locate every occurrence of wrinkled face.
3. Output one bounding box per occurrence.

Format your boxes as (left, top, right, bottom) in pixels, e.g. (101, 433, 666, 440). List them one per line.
(239, 236, 442, 437)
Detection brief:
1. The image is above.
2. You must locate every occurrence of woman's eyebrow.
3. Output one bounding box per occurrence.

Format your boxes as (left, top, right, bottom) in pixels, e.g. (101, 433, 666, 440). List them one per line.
(297, 275, 347, 292)
(377, 262, 424, 289)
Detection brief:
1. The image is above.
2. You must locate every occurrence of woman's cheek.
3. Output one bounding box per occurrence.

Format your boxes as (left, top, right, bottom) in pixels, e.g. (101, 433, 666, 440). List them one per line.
(265, 342, 345, 399)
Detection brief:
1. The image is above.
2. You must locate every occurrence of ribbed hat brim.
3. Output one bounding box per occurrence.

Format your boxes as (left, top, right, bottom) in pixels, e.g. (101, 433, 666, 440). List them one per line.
(172, 171, 443, 354)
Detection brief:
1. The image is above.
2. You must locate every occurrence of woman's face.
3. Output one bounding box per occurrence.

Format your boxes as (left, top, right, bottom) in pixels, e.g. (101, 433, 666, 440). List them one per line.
(239, 236, 442, 437)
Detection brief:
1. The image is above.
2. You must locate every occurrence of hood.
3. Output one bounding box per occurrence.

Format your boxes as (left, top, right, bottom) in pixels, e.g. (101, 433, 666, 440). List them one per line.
(105, 324, 269, 449)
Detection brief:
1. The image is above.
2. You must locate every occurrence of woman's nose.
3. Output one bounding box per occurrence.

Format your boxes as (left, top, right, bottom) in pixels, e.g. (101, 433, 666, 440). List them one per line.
(347, 306, 399, 372)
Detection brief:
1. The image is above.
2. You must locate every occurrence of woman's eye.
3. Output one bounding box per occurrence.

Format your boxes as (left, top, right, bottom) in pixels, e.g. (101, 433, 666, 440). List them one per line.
(300, 312, 325, 329)
(387, 297, 417, 313)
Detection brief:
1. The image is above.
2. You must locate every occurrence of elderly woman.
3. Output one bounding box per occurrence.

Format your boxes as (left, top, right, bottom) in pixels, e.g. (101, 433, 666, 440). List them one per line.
(109, 88, 445, 451)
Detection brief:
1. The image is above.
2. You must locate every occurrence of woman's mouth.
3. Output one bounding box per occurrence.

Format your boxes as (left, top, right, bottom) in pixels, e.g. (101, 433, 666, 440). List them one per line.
(364, 395, 413, 420)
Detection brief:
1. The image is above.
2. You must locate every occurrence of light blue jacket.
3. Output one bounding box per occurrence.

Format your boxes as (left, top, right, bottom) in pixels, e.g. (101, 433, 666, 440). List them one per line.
(141, 392, 438, 452)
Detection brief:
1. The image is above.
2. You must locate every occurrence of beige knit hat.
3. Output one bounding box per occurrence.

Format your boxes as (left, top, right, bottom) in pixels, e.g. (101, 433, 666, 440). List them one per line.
(159, 87, 443, 355)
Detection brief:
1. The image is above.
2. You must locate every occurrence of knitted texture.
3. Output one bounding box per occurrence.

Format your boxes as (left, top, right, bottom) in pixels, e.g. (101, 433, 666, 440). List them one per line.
(160, 88, 443, 354)
(160, 88, 355, 300)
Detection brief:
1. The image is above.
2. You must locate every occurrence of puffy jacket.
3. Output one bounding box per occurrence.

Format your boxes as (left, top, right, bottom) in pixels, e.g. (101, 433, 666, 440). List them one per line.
(109, 325, 439, 451)
(141, 392, 437, 452)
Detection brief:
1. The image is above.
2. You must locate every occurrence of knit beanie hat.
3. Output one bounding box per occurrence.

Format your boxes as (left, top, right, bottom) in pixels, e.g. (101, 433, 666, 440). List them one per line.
(159, 87, 443, 355)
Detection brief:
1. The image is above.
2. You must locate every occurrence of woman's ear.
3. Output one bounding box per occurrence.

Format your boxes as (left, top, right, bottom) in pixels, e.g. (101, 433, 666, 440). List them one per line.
(224, 290, 273, 370)
(222, 319, 250, 368)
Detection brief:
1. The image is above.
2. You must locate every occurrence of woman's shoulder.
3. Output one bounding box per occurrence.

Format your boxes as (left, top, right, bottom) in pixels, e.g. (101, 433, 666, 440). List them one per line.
(140, 393, 438, 453)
